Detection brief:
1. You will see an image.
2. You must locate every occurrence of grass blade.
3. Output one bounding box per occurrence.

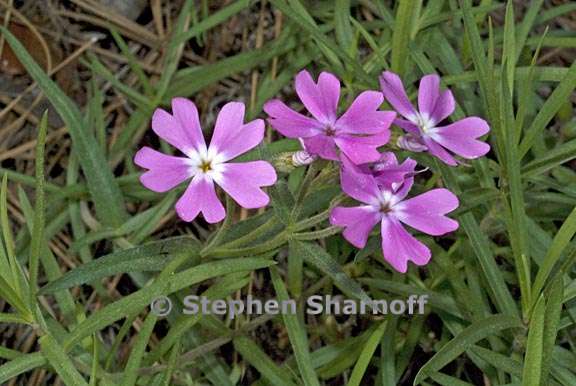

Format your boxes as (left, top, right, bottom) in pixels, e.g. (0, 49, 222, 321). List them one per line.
(0, 352, 46, 384)
(346, 321, 387, 386)
(0, 27, 128, 228)
(64, 258, 275, 348)
(522, 295, 545, 386)
(531, 206, 576, 303)
(40, 334, 88, 386)
(121, 313, 157, 386)
(391, 0, 419, 75)
(291, 240, 372, 305)
(40, 237, 200, 294)
(413, 314, 522, 384)
(270, 266, 321, 386)
(234, 336, 299, 386)
(29, 111, 48, 298)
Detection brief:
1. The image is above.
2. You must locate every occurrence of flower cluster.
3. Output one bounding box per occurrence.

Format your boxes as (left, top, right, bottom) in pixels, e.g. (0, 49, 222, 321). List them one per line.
(135, 70, 490, 273)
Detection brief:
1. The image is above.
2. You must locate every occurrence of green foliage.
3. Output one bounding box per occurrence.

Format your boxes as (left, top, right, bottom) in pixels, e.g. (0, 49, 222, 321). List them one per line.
(1, 1, 576, 385)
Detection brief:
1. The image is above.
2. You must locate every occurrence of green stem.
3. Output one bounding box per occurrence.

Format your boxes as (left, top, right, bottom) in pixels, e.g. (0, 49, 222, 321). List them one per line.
(207, 231, 290, 258)
(200, 196, 235, 257)
(216, 216, 278, 250)
(290, 161, 323, 223)
(293, 226, 341, 240)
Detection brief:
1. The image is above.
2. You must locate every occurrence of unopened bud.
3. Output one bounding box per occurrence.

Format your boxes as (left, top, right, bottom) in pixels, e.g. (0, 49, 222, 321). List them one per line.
(272, 150, 317, 173)
(397, 134, 428, 152)
(292, 150, 317, 166)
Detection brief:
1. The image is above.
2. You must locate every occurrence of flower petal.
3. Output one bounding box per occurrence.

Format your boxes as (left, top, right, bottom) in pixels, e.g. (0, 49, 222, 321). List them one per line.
(171, 97, 206, 149)
(430, 89, 455, 124)
(263, 99, 322, 138)
(392, 176, 414, 201)
(175, 176, 225, 223)
(395, 188, 459, 236)
(330, 206, 381, 248)
(373, 153, 417, 190)
(134, 147, 192, 192)
(302, 135, 339, 161)
(295, 70, 340, 123)
(417, 74, 441, 119)
(381, 216, 431, 273)
(379, 71, 416, 119)
(334, 130, 390, 164)
(336, 91, 396, 134)
(393, 118, 421, 135)
(209, 102, 265, 161)
(431, 117, 491, 159)
(423, 136, 458, 166)
(216, 161, 277, 209)
(397, 134, 428, 153)
(339, 156, 380, 204)
(152, 100, 205, 156)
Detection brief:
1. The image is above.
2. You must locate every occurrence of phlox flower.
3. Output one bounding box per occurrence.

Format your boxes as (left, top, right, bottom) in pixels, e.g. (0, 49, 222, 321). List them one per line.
(264, 70, 396, 165)
(362, 152, 418, 191)
(380, 71, 490, 166)
(330, 157, 459, 273)
(135, 98, 277, 223)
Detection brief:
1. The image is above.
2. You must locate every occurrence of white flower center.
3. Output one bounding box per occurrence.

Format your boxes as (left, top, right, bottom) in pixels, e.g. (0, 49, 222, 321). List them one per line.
(371, 190, 400, 215)
(186, 146, 225, 181)
(412, 113, 435, 134)
(324, 124, 337, 137)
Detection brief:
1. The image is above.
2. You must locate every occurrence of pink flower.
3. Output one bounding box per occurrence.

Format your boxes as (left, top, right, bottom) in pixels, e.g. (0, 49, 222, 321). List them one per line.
(135, 98, 277, 223)
(380, 71, 490, 166)
(362, 152, 417, 191)
(330, 157, 459, 273)
(264, 70, 396, 164)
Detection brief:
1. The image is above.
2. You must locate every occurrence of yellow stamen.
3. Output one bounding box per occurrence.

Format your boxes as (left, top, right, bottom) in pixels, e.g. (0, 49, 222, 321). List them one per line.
(200, 160, 212, 173)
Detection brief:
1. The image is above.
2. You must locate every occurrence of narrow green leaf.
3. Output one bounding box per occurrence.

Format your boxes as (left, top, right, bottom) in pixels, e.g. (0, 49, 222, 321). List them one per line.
(110, 28, 153, 97)
(522, 295, 545, 386)
(334, 0, 354, 52)
(29, 111, 48, 298)
(234, 336, 299, 386)
(413, 314, 522, 384)
(89, 334, 98, 386)
(379, 316, 397, 385)
(176, 0, 250, 45)
(515, 0, 544, 62)
(429, 372, 476, 386)
(391, 0, 418, 75)
(40, 237, 200, 294)
(0, 352, 46, 384)
(435, 162, 519, 317)
(64, 258, 274, 348)
(154, 0, 194, 99)
(501, 75, 532, 315)
(522, 138, 576, 177)
(40, 334, 88, 386)
(541, 277, 564, 383)
(270, 266, 321, 386)
(472, 346, 522, 376)
(531, 206, 576, 302)
(122, 313, 157, 386)
(268, 0, 372, 85)
(502, 1, 516, 93)
(519, 60, 576, 157)
(85, 53, 151, 109)
(346, 321, 387, 386)
(291, 240, 372, 306)
(160, 340, 180, 386)
(0, 27, 128, 227)
(0, 176, 26, 300)
(168, 30, 298, 98)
